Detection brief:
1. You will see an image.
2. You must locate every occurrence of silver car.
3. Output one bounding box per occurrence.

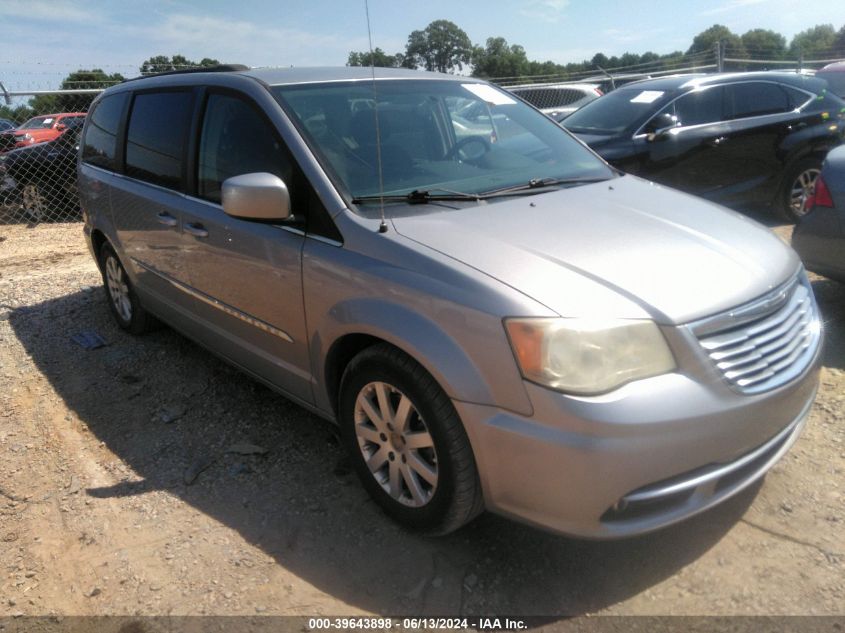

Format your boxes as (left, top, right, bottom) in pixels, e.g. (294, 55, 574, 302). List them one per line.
(79, 66, 822, 538)
(506, 82, 603, 121)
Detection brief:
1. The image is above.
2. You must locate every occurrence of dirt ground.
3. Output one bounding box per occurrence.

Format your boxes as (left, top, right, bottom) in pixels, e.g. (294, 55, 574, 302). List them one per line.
(0, 221, 843, 622)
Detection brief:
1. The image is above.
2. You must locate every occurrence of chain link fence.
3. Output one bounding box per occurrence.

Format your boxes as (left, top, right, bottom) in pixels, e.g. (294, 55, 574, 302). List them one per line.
(0, 88, 105, 225)
(1, 48, 842, 227)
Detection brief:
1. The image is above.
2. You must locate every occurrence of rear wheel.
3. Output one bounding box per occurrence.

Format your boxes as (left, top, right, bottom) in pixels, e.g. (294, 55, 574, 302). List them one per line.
(338, 344, 483, 535)
(779, 158, 821, 222)
(98, 242, 155, 335)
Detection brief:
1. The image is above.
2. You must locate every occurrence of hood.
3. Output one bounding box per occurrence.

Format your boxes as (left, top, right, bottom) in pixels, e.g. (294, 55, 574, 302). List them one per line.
(392, 175, 800, 324)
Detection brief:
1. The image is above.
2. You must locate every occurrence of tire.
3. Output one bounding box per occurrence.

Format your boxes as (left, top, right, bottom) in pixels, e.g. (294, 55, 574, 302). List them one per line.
(778, 157, 822, 223)
(98, 242, 155, 335)
(20, 181, 50, 223)
(338, 344, 484, 535)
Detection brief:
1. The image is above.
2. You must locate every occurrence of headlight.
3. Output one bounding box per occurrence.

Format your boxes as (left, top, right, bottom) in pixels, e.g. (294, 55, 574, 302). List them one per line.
(505, 318, 676, 395)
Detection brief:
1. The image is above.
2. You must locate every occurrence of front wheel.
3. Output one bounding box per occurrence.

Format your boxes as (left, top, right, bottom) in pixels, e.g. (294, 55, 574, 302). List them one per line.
(338, 344, 483, 535)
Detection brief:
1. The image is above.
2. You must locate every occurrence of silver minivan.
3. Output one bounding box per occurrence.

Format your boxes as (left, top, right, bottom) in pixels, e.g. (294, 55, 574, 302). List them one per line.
(79, 66, 822, 538)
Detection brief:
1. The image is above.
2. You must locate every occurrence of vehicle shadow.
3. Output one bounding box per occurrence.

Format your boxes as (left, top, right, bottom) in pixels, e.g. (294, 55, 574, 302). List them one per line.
(10, 288, 761, 617)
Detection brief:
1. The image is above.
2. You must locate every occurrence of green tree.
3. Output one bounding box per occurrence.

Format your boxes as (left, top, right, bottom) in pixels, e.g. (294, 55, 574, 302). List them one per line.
(346, 48, 403, 68)
(617, 52, 642, 68)
(471, 37, 529, 79)
(28, 69, 125, 115)
(789, 24, 836, 60)
(688, 24, 746, 58)
(526, 59, 566, 79)
(140, 55, 220, 75)
(404, 20, 473, 73)
(591, 52, 609, 69)
(0, 103, 35, 125)
(834, 25, 845, 55)
(741, 29, 787, 59)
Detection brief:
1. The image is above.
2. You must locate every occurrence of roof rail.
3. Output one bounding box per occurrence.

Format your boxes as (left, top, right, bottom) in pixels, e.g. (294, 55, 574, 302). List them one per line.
(122, 64, 250, 83)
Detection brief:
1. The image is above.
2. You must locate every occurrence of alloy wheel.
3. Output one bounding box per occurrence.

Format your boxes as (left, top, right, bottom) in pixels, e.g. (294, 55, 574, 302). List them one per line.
(789, 168, 821, 218)
(353, 381, 438, 507)
(105, 256, 132, 322)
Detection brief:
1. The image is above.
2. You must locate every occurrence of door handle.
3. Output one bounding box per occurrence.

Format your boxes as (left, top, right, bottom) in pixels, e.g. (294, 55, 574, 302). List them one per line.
(156, 212, 178, 227)
(184, 222, 209, 238)
(708, 136, 728, 147)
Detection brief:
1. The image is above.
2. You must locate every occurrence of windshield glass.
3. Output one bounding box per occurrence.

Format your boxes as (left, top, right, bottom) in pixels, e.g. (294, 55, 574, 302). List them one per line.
(272, 80, 612, 201)
(19, 116, 55, 130)
(563, 87, 676, 135)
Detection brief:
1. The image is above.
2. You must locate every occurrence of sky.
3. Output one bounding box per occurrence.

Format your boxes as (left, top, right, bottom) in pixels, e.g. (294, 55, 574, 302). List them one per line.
(1, 0, 844, 92)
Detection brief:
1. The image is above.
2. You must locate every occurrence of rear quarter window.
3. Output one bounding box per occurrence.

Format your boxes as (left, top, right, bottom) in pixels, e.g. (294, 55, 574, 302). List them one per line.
(125, 91, 194, 190)
(817, 72, 845, 99)
(82, 93, 128, 171)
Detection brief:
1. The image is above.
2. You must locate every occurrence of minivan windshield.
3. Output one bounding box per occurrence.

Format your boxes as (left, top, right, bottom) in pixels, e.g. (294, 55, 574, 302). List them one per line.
(272, 80, 613, 203)
(564, 87, 676, 135)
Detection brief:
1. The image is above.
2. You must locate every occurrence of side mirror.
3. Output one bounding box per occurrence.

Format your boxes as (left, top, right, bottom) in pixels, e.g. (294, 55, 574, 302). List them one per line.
(56, 123, 67, 131)
(645, 112, 679, 139)
(221, 172, 291, 222)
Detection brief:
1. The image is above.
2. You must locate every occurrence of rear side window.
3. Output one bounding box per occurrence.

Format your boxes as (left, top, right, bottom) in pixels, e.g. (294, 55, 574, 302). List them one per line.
(783, 86, 812, 109)
(125, 91, 193, 190)
(82, 93, 127, 170)
(197, 93, 293, 203)
(725, 83, 791, 119)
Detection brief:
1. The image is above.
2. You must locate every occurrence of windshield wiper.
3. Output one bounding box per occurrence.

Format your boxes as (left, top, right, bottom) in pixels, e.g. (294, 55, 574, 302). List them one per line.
(351, 177, 614, 206)
(352, 189, 481, 205)
(480, 176, 614, 197)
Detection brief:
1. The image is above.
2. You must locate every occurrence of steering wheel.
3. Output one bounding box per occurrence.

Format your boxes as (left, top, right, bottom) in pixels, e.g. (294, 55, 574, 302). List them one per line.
(444, 135, 492, 162)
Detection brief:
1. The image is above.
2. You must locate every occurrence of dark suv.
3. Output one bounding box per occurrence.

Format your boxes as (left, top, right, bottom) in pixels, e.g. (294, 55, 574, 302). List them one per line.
(563, 72, 845, 221)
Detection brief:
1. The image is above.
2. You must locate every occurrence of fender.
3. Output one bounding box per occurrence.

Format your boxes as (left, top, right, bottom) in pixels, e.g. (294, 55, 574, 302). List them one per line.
(312, 297, 534, 419)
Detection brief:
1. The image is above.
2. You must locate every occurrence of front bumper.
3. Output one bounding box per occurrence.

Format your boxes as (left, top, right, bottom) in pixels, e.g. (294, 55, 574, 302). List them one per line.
(455, 346, 820, 538)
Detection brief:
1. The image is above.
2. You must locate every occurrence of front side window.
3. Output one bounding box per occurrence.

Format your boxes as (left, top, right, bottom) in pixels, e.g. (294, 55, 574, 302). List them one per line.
(125, 91, 193, 190)
(197, 93, 293, 203)
(274, 80, 612, 202)
(664, 86, 725, 127)
(724, 82, 791, 119)
(82, 92, 127, 170)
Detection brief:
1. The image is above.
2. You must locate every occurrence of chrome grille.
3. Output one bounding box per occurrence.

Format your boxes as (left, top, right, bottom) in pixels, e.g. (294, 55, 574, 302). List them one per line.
(691, 274, 820, 394)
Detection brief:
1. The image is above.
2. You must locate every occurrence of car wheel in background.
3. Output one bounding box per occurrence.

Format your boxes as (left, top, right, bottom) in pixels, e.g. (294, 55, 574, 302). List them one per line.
(339, 343, 484, 535)
(780, 158, 822, 222)
(98, 242, 156, 335)
(21, 182, 49, 222)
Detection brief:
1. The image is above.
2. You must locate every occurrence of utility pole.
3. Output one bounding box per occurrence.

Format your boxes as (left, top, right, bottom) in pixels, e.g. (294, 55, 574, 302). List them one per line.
(715, 41, 723, 72)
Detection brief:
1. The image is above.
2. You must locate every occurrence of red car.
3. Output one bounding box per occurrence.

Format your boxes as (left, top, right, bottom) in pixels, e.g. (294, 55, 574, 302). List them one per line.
(0, 112, 86, 153)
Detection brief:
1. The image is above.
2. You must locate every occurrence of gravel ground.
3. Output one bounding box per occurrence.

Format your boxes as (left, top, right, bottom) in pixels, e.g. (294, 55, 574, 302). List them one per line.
(0, 221, 842, 621)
